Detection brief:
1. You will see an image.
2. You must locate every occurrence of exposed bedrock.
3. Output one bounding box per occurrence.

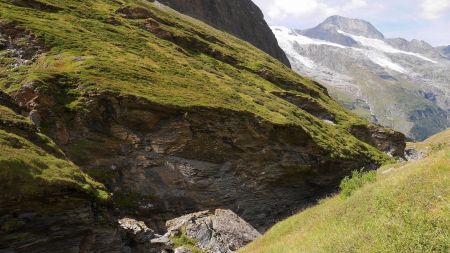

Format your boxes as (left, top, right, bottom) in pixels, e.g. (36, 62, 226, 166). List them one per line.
(20, 91, 396, 231)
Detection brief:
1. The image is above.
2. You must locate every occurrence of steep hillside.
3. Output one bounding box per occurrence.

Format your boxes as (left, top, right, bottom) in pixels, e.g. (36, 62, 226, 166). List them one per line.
(241, 129, 450, 253)
(273, 16, 450, 140)
(0, 1, 405, 252)
(158, 0, 291, 67)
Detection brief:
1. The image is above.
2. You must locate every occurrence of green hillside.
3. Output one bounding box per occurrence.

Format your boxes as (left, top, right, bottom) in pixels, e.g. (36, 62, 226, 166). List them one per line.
(0, 104, 108, 203)
(0, 0, 392, 162)
(241, 130, 450, 253)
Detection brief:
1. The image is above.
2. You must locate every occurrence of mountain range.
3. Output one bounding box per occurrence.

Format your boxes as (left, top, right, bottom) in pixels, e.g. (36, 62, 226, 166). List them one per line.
(273, 15, 450, 140)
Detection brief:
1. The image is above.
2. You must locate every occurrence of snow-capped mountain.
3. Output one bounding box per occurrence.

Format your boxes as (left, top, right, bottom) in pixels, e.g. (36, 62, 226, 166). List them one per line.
(272, 16, 450, 140)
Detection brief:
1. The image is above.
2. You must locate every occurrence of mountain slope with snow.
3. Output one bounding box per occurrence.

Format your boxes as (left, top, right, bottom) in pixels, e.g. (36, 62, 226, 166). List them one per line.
(273, 16, 450, 140)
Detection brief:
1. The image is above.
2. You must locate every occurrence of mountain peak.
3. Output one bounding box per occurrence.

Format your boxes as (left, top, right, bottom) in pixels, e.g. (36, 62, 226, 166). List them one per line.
(318, 15, 384, 39)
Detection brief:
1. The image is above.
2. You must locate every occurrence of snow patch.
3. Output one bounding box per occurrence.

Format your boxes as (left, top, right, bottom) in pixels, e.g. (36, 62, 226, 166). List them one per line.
(271, 26, 318, 69)
(272, 26, 409, 74)
(362, 50, 408, 73)
(271, 26, 347, 49)
(337, 30, 437, 63)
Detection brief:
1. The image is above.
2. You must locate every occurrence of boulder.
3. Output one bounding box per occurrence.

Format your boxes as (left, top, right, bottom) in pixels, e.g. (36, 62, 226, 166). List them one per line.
(166, 209, 261, 253)
(118, 217, 155, 244)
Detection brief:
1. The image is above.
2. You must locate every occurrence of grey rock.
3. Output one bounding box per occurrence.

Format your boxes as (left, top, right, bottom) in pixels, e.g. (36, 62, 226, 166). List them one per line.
(118, 217, 155, 243)
(150, 235, 172, 246)
(166, 209, 261, 253)
(405, 148, 425, 161)
(299, 15, 384, 46)
(174, 246, 193, 253)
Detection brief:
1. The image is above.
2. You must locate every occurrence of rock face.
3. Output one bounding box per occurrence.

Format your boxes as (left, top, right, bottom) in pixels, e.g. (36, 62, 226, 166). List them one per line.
(47, 91, 403, 231)
(166, 209, 261, 253)
(301, 15, 384, 45)
(273, 16, 450, 140)
(437, 45, 450, 59)
(0, 196, 128, 253)
(158, 0, 291, 67)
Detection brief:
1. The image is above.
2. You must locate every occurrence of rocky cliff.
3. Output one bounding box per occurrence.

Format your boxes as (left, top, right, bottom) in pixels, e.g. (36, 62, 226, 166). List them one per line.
(0, 1, 404, 252)
(158, 0, 291, 67)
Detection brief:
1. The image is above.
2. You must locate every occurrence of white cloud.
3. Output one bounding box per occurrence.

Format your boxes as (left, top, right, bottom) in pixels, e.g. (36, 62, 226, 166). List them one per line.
(421, 0, 450, 19)
(259, 0, 368, 20)
(252, 0, 450, 45)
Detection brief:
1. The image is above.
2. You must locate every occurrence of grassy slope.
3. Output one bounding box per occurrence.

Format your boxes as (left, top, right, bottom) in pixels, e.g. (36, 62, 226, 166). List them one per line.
(0, 105, 108, 201)
(331, 65, 446, 140)
(0, 0, 389, 162)
(241, 129, 450, 253)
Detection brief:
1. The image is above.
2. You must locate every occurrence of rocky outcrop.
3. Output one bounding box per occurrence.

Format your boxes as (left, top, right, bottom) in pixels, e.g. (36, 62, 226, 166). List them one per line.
(273, 91, 336, 122)
(349, 124, 406, 157)
(26, 91, 392, 232)
(0, 195, 128, 253)
(158, 0, 291, 67)
(165, 209, 261, 253)
(0, 22, 46, 70)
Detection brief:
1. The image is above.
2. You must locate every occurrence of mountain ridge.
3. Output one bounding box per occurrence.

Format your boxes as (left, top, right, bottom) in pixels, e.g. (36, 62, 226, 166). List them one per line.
(273, 16, 450, 140)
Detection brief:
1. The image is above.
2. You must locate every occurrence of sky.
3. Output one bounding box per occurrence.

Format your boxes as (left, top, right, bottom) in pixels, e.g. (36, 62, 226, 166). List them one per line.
(252, 0, 450, 46)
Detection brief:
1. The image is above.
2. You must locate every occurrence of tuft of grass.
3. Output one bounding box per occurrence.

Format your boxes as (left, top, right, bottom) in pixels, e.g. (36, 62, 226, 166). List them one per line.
(241, 135, 450, 253)
(0, 129, 109, 201)
(170, 227, 205, 253)
(339, 170, 377, 199)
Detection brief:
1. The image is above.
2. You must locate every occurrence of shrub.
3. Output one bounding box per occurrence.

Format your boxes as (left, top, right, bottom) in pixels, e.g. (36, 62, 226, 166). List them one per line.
(340, 170, 377, 199)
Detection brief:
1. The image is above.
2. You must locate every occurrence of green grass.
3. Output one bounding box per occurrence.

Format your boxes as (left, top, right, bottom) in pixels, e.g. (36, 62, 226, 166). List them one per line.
(241, 134, 450, 253)
(170, 227, 205, 253)
(0, 0, 392, 164)
(408, 128, 450, 154)
(0, 105, 30, 125)
(339, 170, 377, 199)
(0, 129, 109, 201)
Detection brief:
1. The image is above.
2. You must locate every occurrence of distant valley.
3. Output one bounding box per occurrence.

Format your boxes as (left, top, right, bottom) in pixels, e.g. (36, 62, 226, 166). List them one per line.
(273, 16, 450, 140)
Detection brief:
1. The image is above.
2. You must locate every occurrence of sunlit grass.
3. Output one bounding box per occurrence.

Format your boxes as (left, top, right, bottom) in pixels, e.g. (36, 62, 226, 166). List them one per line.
(241, 134, 450, 253)
(0, 0, 391, 163)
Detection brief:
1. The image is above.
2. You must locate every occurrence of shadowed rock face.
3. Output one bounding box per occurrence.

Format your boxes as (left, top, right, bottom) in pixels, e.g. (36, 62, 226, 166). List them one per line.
(438, 45, 450, 59)
(34, 91, 400, 231)
(158, 0, 291, 67)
